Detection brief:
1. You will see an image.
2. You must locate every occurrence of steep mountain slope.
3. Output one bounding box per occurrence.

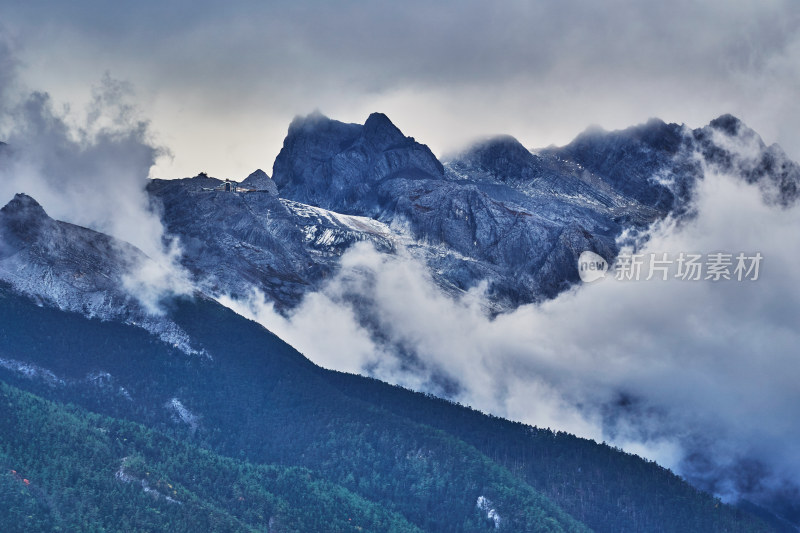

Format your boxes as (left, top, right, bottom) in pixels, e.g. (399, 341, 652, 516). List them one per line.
(0, 289, 588, 532)
(445, 134, 656, 220)
(543, 118, 692, 212)
(544, 114, 799, 213)
(272, 111, 445, 215)
(690, 114, 800, 205)
(0, 194, 779, 532)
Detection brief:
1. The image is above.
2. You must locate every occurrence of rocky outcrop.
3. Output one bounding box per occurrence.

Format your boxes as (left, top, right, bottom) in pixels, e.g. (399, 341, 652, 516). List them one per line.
(241, 169, 278, 195)
(272, 112, 443, 216)
(147, 176, 395, 309)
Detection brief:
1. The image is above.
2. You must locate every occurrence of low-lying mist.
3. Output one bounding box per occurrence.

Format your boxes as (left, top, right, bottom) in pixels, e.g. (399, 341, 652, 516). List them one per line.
(223, 167, 800, 513)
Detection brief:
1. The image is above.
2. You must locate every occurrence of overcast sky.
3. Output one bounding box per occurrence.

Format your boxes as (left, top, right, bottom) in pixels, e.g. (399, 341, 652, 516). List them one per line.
(1, 0, 799, 180)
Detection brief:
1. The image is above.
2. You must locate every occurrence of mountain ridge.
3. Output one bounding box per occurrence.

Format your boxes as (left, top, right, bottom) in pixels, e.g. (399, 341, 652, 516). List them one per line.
(154, 111, 799, 314)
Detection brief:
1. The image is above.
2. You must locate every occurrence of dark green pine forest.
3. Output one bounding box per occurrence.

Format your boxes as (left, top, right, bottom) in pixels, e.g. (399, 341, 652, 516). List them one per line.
(0, 283, 780, 531)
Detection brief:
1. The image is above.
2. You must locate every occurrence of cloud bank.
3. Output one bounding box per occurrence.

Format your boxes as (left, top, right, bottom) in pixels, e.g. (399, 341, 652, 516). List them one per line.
(226, 165, 800, 513)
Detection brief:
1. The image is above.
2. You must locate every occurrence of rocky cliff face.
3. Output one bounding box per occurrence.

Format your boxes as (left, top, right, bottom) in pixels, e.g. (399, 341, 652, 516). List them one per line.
(546, 118, 691, 212)
(0, 193, 139, 312)
(545, 114, 799, 213)
(692, 114, 800, 206)
(148, 174, 395, 309)
(272, 112, 444, 217)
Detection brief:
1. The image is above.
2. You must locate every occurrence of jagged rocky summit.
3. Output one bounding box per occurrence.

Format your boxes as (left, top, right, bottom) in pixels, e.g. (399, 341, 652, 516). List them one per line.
(147, 111, 799, 311)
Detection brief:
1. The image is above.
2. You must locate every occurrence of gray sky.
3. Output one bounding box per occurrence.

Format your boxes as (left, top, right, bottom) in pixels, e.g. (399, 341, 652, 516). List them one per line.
(2, 0, 799, 179)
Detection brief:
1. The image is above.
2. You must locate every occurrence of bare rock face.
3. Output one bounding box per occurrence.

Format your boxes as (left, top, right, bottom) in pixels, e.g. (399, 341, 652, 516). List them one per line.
(0, 193, 140, 306)
(269, 112, 644, 306)
(272, 112, 444, 217)
(692, 114, 800, 206)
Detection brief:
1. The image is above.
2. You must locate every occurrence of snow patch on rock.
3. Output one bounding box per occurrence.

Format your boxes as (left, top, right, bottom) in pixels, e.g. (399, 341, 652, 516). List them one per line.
(115, 457, 181, 504)
(165, 397, 199, 431)
(476, 495, 502, 529)
(0, 356, 64, 386)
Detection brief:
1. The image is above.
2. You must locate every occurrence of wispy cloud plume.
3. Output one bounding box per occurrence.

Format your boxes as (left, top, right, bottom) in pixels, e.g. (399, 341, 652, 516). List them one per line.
(0, 41, 190, 312)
